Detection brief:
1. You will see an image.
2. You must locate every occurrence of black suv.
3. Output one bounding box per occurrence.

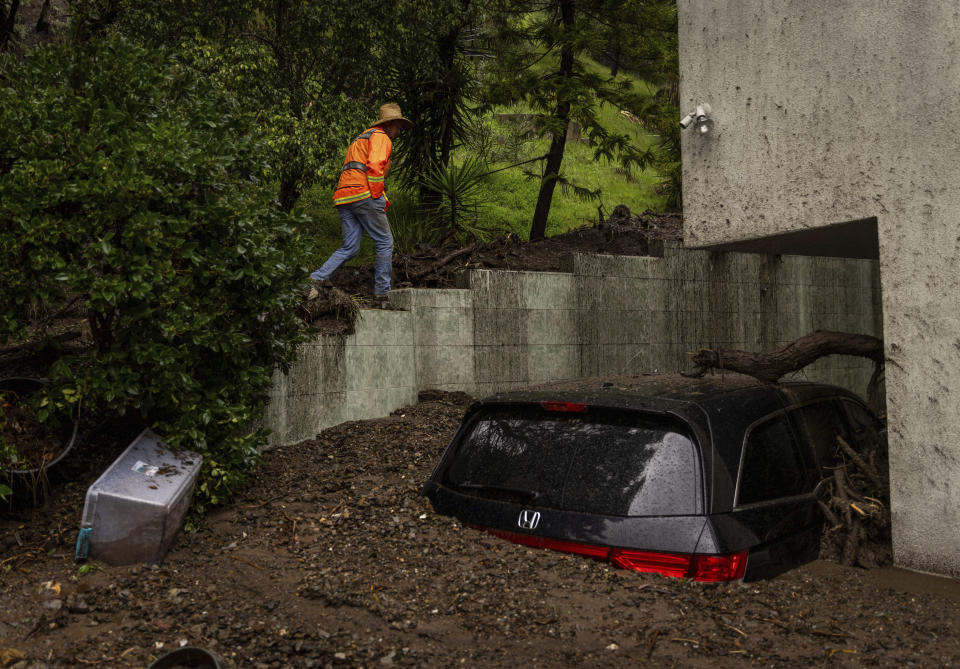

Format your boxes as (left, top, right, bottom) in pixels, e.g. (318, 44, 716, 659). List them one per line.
(422, 375, 883, 582)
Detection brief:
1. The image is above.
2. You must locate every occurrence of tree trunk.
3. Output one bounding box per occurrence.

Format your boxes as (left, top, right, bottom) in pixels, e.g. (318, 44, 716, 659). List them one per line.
(0, 0, 20, 52)
(608, 42, 621, 77)
(689, 330, 884, 384)
(439, 85, 455, 168)
(437, 36, 458, 167)
(529, 0, 575, 241)
(278, 179, 300, 212)
(529, 123, 569, 241)
(35, 0, 51, 32)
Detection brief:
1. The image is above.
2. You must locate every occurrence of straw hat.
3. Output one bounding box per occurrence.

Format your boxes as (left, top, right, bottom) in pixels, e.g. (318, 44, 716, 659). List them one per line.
(376, 103, 414, 130)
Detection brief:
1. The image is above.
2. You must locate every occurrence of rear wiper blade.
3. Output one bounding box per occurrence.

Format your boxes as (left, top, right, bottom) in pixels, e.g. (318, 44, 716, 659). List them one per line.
(457, 482, 541, 501)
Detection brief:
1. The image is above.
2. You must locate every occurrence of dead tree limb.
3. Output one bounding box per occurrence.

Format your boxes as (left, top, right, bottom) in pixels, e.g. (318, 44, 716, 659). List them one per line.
(407, 244, 476, 280)
(836, 435, 885, 491)
(297, 285, 359, 330)
(0, 331, 80, 357)
(842, 518, 862, 566)
(690, 330, 883, 383)
(831, 464, 862, 566)
(820, 422, 892, 568)
(833, 466, 853, 527)
(818, 500, 842, 529)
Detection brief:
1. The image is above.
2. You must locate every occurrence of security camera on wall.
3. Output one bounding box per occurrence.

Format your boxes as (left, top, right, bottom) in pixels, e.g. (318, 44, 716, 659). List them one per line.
(680, 103, 713, 134)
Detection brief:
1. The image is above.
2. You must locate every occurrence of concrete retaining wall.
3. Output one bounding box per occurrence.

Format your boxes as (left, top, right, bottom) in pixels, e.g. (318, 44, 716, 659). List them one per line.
(264, 309, 418, 447)
(266, 244, 880, 446)
(569, 245, 880, 392)
(389, 288, 475, 395)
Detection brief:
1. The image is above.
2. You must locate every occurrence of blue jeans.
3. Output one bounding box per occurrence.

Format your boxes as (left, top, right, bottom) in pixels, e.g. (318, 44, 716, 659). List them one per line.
(310, 196, 393, 295)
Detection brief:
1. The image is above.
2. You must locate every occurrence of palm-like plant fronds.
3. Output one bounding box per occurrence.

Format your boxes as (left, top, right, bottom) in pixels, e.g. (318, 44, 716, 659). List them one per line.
(419, 154, 491, 243)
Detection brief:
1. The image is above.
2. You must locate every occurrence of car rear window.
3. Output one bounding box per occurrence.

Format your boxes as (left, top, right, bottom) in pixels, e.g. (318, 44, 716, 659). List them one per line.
(442, 407, 701, 516)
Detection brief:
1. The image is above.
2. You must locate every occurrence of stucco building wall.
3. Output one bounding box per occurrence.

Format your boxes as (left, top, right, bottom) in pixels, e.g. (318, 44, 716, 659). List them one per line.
(677, 1, 960, 574)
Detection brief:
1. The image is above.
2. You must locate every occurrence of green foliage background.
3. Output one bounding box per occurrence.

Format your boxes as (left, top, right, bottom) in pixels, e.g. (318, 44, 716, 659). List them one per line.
(0, 37, 310, 510)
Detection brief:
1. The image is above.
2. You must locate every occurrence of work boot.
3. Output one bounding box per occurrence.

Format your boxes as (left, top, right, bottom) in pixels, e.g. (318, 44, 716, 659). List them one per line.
(301, 279, 333, 301)
(300, 282, 319, 300)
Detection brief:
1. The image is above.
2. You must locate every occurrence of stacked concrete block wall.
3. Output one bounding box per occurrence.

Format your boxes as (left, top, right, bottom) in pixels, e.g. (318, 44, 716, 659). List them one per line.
(565, 245, 881, 393)
(264, 309, 417, 447)
(389, 289, 475, 395)
(265, 246, 880, 447)
(462, 269, 581, 396)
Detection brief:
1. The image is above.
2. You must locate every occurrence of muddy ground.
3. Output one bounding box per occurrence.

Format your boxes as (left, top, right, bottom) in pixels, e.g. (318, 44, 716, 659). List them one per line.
(3, 212, 960, 667)
(2, 391, 960, 668)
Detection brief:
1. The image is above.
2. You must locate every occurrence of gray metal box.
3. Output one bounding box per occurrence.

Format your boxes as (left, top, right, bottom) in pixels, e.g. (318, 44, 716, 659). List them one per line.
(78, 428, 202, 565)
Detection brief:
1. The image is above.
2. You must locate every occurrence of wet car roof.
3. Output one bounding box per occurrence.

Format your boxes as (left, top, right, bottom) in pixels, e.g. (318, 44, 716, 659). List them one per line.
(478, 373, 860, 415)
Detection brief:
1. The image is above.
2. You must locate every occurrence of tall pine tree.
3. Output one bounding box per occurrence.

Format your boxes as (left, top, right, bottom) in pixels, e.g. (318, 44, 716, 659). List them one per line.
(486, 0, 677, 239)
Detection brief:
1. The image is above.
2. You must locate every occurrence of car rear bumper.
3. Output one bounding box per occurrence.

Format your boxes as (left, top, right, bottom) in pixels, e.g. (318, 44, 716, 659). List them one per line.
(425, 482, 709, 555)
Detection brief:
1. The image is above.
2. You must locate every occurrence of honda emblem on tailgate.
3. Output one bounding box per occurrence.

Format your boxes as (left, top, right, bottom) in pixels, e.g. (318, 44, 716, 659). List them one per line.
(518, 510, 540, 530)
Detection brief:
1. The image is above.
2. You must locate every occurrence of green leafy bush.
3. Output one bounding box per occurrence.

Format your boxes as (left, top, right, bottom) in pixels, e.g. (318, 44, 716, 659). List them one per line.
(0, 36, 310, 511)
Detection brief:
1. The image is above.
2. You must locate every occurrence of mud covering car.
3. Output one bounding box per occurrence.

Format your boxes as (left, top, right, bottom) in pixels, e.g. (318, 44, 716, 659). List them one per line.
(422, 375, 884, 582)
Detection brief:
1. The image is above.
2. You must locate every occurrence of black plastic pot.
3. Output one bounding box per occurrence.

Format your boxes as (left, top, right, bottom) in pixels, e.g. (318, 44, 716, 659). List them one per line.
(147, 647, 223, 669)
(0, 377, 78, 475)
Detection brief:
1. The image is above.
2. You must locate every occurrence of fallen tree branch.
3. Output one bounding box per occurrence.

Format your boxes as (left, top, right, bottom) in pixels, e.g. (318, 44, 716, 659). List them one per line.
(834, 466, 853, 527)
(842, 517, 862, 566)
(689, 330, 884, 384)
(298, 282, 359, 320)
(408, 244, 477, 280)
(818, 500, 842, 528)
(0, 330, 81, 357)
(837, 435, 885, 492)
(820, 431, 892, 568)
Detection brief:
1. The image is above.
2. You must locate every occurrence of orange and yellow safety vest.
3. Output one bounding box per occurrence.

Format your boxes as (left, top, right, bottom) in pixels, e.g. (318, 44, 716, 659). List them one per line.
(332, 125, 392, 207)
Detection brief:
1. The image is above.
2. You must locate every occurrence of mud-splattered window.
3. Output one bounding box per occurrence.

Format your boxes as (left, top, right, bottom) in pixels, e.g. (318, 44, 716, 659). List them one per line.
(444, 408, 701, 516)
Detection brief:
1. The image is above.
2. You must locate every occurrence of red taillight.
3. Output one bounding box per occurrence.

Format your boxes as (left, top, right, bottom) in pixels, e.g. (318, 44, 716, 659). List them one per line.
(610, 548, 693, 578)
(689, 551, 748, 582)
(611, 548, 747, 581)
(475, 526, 748, 582)
(485, 528, 609, 559)
(540, 401, 588, 413)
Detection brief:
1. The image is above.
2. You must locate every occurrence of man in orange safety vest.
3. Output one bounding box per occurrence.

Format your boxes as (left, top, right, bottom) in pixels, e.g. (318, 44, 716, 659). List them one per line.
(310, 103, 414, 298)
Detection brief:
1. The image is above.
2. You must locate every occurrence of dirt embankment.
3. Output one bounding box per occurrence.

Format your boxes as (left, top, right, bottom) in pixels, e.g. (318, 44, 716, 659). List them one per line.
(301, 211, 682, 333)
(339, 211, 681, 294)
